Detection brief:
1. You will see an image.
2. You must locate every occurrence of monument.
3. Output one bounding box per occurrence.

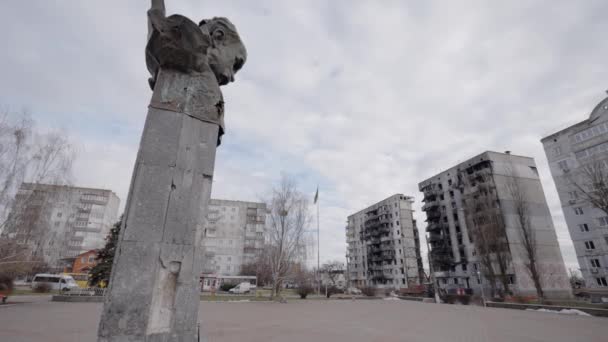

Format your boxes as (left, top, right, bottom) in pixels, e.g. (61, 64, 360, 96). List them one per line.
(97, 1, 246, 341)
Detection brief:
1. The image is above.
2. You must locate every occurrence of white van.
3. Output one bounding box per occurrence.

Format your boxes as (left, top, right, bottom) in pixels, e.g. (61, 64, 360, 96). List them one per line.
(31, 274, 78, 291)
(229, 282, 252, 294)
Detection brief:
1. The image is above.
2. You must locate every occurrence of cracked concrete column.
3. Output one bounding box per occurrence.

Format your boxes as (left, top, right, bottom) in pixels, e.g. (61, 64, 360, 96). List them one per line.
(97, 2, 246, 340)
(97, 69, 219, 342)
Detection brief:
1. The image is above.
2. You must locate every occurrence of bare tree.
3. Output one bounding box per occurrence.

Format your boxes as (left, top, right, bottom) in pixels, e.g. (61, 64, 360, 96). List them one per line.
(566, 159, 608, 216)
(294, 265, 315, 298)
(0, 238, 48, 280)
(0, 112, 32, 225)
(506, 171, 544, 301)
(266, 175, 311, 298)
(320, 260, 345, 287)
(463, 195, 498, 296)
(459, 169, 512, 298)
(239, 247, 273, 286)
(0, 109, 74, 268)
(568, 268, 584, 290)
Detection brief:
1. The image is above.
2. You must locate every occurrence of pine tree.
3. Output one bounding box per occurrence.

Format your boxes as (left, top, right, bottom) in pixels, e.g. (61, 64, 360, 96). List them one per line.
(89, 216, 122, 287)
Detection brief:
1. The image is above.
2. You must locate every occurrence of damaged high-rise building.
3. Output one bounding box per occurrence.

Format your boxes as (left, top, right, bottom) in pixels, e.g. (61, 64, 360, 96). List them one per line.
(346, 194, 424, 289)
(419, 151, 571, 298)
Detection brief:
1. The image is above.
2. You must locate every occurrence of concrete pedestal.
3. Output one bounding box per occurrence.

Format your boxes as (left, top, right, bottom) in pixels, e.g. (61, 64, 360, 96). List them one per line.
(98, 69, 221, 342)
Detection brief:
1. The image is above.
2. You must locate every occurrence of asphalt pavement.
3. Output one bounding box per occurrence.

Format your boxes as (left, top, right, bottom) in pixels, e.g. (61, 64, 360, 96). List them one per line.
(0, 297, 606, 342)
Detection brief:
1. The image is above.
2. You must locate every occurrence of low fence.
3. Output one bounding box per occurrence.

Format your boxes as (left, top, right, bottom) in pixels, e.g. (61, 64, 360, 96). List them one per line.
(486, 301, 608, 317)
(397, 296, 425, 302)
(65, 287, 107, 297)
(52, 287, 106, 302)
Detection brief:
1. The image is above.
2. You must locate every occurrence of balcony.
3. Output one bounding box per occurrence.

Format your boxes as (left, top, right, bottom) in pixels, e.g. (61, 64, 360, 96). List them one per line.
(365, 210, 380, 220)
(371, 274, 391, 282)
(361, 225, 391, 239)
(369, 255, 384, 263)
(80, 194, 109, 205)
(243, 247, 258, 254)
(368, 246, 381, 253)
(76, 205, 92, 213)
(365, 217, 390, 229)
(246, 215, 264, 224)
(207, 216, 221, 224)
(428, 234, 443, 243)
(422, 199, 439, 211)
(425, 211, 441, 222)
(434, 271, 449, 278)
(380, 244, 395, 252)
(382, 251, 396, 260)
(73, 227, 102, 233)
(426, 222, 442, 232)
(468, 172, 485, 184)
(422, 184, 442, 196)
(430, 247, 454, 267)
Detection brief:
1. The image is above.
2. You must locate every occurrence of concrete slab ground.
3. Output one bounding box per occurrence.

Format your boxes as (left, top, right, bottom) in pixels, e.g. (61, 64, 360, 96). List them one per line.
(0, 298, 606, 342)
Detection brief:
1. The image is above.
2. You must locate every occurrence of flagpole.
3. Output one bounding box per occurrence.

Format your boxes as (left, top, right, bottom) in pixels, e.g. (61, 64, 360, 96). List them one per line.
(317, 192, 320, 296)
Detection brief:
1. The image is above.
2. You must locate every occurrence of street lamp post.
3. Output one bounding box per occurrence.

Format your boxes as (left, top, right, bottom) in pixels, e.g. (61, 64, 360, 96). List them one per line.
(276, 209, 288, 299)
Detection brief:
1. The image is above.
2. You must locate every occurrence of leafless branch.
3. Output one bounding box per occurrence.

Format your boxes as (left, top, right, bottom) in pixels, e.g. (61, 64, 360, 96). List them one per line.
(460, 167, 511, 297)
(566, 158, 608, 216)
(0, 108, 74, 274)
(320, 260, 345, 286)
(265, 175, 311, 298)
(505, 164, 545, 301)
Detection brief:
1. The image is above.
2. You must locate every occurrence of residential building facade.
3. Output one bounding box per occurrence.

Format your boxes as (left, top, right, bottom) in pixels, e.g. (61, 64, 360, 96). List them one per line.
(71, 249, 98, 274)
(201, 199, 266, 276)
(1, 183, 119, 270)
(419, 151, 571, 298)
(541, 95, 608, 289)
(346, 194, 424, 290)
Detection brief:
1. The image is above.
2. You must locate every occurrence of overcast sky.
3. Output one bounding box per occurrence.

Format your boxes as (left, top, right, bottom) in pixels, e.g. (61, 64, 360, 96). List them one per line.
(1, 0, 607, 271)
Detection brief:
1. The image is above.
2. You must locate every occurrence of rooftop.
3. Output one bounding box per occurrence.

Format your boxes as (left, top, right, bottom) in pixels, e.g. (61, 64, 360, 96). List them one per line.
(541, 95, 608, 142)
(347, 194, 414, 219)
(418, 150, 534, 187)
(20, 183, 118, 196)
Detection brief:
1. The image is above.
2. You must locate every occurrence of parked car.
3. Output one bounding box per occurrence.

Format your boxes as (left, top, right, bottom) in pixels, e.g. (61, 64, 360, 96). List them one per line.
(229, 282, 252, 294)
(347, 287, 362, 295)
(31, 274, 79, 291)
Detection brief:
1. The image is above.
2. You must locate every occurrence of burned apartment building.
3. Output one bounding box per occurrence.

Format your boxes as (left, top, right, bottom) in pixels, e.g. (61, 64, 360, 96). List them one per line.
(346, 194, 424, 289)
(419, 151, 571, 298)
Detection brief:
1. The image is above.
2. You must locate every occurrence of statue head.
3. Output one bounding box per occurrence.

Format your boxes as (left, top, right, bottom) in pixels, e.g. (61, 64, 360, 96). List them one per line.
(199, 17, 247, 86)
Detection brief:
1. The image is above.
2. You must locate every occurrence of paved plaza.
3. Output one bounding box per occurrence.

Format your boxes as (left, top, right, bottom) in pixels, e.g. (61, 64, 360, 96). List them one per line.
(0, 296, 606, 342)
